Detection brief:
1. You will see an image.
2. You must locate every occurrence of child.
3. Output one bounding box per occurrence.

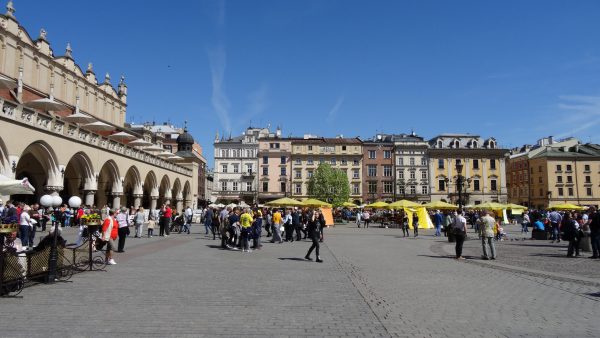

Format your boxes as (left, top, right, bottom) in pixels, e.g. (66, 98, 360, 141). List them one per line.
(147, 216, 156, 238)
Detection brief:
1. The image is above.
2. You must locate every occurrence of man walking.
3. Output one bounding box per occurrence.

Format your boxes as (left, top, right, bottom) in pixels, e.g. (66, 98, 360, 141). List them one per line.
(479, 210, 497, 260)
(548, 209, 562, 243)
(292, 208, 302, 241)
(204, 207, 214, 238)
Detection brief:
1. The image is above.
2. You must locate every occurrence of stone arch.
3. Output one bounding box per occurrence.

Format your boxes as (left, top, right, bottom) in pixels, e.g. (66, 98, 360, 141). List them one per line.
(183, 180, 192, 208)
(96, 160, 121, 208)
(0, 136, 10, 177)
(122, 165, 142, 208)
(14, 141, 60, 204)
(172, 178, 182, 211)
(158, 175, 171, 207)
(62, 151, 94, 201)
(143, 170, 158, 209)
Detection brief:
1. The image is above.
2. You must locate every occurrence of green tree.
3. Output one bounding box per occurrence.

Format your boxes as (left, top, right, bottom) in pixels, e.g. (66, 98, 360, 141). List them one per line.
(307, 163, 350, 206)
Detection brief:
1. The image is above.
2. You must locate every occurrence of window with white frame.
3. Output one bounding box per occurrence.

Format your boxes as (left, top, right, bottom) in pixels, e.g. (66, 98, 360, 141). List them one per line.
(383, 181, 393, 193)
(221, 181, 227, 191)
(384, 150, 391, 159)
(421, 171, 427, 179)
(295, 183, 302, 194)
(232, 164, 239, 173)
(222, 164, 228, 173)
(232, 182, 238, 191)
(368, 150, 376, 159)
(353, 169, 360, 179)
(352, 183, 360, 195)
(421, 185, 428, 194)
(383, 165, 392, 177)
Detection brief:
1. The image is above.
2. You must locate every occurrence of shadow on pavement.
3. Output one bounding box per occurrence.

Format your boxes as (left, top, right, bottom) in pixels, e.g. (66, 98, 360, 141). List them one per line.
(278, 257, 309, 262)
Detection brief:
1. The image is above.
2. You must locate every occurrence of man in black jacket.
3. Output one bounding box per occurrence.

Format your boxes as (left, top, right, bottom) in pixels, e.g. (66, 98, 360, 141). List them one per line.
(292, 209, 302, 241)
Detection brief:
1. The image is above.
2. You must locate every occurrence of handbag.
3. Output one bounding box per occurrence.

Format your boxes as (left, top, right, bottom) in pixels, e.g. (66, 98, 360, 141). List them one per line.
(280, 225, 285, 232)
(95, 238, 107, 250)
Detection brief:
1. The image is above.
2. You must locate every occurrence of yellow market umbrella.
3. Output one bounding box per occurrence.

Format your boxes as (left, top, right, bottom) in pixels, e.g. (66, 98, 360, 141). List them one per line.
(341, 201, 358, 208)
(388, 199, 420, 209)
(551, 203, 586, 211)
(505, 203, 528, 210)
(477, 202, 507, 210)
(302, 198, 332, 208)
(422, 200, 458, 210)
(265, 197, 303, 207)
(365, 201, 389, 209)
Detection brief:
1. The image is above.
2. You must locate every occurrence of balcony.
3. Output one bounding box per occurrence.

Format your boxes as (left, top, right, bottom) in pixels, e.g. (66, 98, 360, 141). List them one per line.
(241, 172, 256, 179)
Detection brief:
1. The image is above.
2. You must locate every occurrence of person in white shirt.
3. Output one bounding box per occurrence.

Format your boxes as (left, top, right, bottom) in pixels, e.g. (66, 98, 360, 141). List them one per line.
(452, 210, 467, 259)
(19, 205, 32, 248)
(356, 210, 362, 228)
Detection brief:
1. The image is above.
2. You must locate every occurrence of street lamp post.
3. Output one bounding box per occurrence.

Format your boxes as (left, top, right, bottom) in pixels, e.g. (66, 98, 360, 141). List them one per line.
(40, 194, 62, 283)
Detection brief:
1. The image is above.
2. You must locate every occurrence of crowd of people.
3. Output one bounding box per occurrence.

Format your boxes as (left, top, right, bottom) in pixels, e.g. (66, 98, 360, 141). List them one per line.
(3, 196, 599, 266)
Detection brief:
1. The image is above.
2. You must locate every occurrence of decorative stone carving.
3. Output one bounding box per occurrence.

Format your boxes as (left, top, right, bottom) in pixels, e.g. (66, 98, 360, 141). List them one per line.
(39, 28, 47, 40)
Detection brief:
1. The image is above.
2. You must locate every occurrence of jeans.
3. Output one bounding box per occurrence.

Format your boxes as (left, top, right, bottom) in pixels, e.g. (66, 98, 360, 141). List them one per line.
(567, 237, 580, 256)
(481, 237, 496, 259)
(19, 224, 30, 247)
(180, 223, 190, 234)
(252, 234, 261, 249)
(204, 222, 210, 234)
(413, 225, 419, 237)
(402, 225, 409, 237)
(435, 224, 441, 236)
(135, 223, 144, 237)
(117, 227, 128, 252)
(455, 232, 466, 258)
(591, 233, 600, 257)
(29, 225, 36, 247)
(241, 230, 250, 251)
(551, 222, 559, 241)
(271, 224, 282, 243)
(306, 231, 320, 258)
(521, 222, 529, 233)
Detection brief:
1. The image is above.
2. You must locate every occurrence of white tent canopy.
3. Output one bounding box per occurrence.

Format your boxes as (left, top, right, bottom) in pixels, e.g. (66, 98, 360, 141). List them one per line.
(0, 176, 35, 195)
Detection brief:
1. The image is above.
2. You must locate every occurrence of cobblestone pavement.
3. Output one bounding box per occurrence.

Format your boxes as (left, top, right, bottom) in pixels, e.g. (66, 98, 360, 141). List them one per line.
(1, 224, 598, 337)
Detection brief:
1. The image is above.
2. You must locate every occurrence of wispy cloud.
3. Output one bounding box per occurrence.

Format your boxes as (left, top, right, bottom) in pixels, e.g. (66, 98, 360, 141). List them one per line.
(555, 94, 600, 138)
(208, 45, 231, 133)
(208, 0, 230, 133)
(326, 95, 345, 123)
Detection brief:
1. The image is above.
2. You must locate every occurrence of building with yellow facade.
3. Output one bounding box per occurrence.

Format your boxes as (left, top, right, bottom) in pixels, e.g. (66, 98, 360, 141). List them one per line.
(290, 136, 363, 203)
(428, 134, 508, 205)
(508, 137, 600, 208)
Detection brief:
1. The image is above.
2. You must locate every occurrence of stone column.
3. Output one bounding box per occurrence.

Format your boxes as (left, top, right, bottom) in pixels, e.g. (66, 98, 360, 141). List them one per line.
(176, 198, 183, 212)
(150, 196, 158, 211)
(133, 194, 143, 209)
(112, 193, 123, 210)
(84, 190, 96, 207)
(44, 185, 64, 197)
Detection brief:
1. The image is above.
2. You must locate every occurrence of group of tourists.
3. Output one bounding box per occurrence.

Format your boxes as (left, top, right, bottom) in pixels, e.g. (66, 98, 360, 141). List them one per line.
(203, 206, 325, 262)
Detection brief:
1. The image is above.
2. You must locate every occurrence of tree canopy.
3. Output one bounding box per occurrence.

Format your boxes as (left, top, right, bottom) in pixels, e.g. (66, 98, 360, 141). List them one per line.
(307, 163, 350, 207)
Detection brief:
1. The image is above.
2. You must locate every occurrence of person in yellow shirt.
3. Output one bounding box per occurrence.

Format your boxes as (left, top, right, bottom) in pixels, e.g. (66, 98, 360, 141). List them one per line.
(240, 208, 254, 252)
(271, 209, 283, 243)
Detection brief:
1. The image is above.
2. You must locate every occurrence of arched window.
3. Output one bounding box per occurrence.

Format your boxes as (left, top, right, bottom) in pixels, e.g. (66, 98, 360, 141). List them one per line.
(453, 140, 459, 148)
(437, 140, 443, 148)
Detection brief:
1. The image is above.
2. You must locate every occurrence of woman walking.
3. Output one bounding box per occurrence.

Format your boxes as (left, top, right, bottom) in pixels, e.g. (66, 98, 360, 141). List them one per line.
(305, 209, 324, 263)
(101, 209, 118, 265)
(402, 212, 410, 237)
(134, 207, 145, 238)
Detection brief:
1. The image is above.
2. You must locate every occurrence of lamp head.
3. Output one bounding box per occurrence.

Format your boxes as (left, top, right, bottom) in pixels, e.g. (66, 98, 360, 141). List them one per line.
(68, 196, 82, 208)
(455, 161, 464, 173)
(51, 195, 62, 207)
(40, 194, 53, 208)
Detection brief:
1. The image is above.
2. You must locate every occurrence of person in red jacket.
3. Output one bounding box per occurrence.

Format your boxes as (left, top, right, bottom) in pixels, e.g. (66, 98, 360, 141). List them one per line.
(101, 210, 118, 265)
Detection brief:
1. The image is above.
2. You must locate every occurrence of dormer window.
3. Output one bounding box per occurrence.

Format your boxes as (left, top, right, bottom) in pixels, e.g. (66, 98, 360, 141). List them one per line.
(453, 140, 460, 148)
(437, 140, 443, 148)
(472, 141, 478, 148)
(489, 140, 495, 149)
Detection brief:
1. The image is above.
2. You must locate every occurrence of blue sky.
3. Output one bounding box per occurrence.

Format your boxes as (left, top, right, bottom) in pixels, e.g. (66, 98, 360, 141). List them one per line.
(14, 0, 600, 167)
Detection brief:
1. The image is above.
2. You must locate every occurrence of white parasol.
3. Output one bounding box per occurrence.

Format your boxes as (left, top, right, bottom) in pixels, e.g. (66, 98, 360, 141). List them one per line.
(127, 138, 153, 147)
(24, 97, 68, 112)
(156, 151, 174, 157)
(0, 74, 17, 90)
(167, 155, 184, 161)
(61, 111, 96, 124)
(82, 121, 116, 131)
(109, 131, 136, 141)
(0, 177, 35, 195)
(143, 145, 164, 152)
